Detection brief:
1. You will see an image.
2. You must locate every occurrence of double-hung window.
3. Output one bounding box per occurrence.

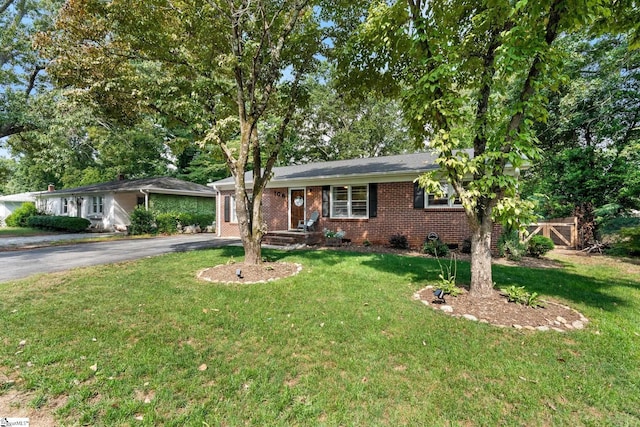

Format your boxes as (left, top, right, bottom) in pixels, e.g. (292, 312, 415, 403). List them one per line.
(331, 185, 368, 219)
(425, 184, 462, 208)
(62, 198, 69, 214)
(91, 196, 104, 214)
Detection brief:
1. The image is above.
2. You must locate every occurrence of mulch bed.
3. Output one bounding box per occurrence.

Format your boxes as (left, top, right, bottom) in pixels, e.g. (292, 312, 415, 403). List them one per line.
(196, 246, 589, 331)
(197, 262, 302, 284)
(414, 286, 588, 332)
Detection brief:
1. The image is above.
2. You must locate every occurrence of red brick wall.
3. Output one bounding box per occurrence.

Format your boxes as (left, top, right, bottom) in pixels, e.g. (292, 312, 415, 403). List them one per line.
(264, 188, 289, 231)
(220, 182, 501, 249)
(218, 190, 238, 237)
(306, 182, 474, 248)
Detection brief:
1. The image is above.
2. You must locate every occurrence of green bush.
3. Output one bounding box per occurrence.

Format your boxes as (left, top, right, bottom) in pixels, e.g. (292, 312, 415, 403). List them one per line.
(177, 213, 215, 228)
(155, 212, 216, 234)
(5, 202, 38, 227)
(527, 235, 555, 258)
(617, 226, 640, 256)
(27, 216, 91, 232)
(388, 233, 409, 249)
(500, 285, 545, 308)
(461, 237, 472, 254)
(155, 212, 180, 234)
(498, 230, 526, 261)
(598, 216, 640, 237)
(423, 238, 450, 257)
(129, 206, 157, 235)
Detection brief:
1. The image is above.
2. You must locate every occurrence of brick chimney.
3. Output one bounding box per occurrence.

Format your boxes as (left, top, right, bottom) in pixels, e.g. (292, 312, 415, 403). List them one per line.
(47, 184, 55, 192)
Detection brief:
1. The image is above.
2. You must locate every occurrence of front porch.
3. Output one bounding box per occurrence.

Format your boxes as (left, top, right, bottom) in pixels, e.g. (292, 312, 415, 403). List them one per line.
(262, 230, 323, 246)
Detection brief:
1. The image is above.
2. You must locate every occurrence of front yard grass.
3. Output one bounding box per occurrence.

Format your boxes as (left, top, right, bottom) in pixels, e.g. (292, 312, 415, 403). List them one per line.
(1, 247, 639, 425)
(0, 227, 57, 237)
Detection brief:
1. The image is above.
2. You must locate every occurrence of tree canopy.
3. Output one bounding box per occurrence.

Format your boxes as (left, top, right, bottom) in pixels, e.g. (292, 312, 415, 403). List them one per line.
(0, 0, 62, 140)
(524, 33, 640, 242)
(41, 0, 325, 263)
(331, 0, 625, 297)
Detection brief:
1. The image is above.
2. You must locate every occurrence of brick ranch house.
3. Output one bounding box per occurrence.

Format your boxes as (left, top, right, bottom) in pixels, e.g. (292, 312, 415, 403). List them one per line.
(210, 151, 514, 249)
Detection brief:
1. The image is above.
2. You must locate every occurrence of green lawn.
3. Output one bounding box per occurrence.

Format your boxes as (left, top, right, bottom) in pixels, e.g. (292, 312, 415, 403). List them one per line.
(0, 227, 57, 237)
(1, 247, 639, 426)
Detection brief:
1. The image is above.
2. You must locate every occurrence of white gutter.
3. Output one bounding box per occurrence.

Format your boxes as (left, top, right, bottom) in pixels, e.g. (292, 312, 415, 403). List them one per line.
(140, 188, 216, 197)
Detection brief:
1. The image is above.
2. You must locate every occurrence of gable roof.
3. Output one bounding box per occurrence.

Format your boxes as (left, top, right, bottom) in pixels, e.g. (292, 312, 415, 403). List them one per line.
(40, 177, 216, 197)
(210, 150, 474, 190)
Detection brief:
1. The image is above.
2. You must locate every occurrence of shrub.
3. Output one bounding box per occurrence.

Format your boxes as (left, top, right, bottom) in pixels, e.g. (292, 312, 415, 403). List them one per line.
(177, 213, 216, 228)
(5, 202, 38, 227)
(500, 285, 545, 308)
(388, 233, 409, 249)
(324, 228, 346, 239)
(27, 216, 91, 232)
(498, 230, 526, 261)
(527, 235, 555, 258)
(617, 226, 640, 256)
(598, 216, 640, 237)
(129, 206, 156, 235)
(461, 237, 472, 254)
(155, 212, 180, 234)
(423, 238, 449, 257)
(153, 212, 216, 234)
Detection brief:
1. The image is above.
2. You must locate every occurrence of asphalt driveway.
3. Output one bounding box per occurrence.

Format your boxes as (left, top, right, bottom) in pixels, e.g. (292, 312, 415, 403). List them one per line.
(0, 234, 241, 283)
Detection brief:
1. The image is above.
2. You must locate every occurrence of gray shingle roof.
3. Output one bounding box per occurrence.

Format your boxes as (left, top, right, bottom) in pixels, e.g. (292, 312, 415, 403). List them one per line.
(211, 150, 473, 186)
(42, 177, 216, 196)
(0, 191, 43, 202)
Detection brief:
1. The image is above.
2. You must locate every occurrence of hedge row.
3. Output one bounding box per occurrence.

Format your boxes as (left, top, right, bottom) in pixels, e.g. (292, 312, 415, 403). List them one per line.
(27, 216, 91, 232)
(155, 212, 216, 234)
(129, 207, 216, 235)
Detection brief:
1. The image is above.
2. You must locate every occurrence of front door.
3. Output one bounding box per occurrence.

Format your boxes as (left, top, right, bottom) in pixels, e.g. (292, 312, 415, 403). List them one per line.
(290, 189, 305, 230)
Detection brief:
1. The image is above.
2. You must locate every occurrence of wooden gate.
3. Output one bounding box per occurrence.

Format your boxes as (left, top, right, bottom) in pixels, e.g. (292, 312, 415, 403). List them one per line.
(524, 217, 578, 249)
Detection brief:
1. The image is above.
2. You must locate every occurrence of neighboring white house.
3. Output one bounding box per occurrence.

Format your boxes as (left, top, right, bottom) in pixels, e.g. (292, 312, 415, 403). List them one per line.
(36, 176, 217, 231)
(0, 192, 43, 226)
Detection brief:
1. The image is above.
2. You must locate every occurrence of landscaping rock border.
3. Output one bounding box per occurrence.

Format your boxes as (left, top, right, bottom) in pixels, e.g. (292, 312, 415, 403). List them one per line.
(413, 285, 589, 332)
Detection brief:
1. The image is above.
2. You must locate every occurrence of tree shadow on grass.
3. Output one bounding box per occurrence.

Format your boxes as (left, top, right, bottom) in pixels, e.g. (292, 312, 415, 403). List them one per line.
(196, 245, 634, 313)
(299, 249, 631, 313)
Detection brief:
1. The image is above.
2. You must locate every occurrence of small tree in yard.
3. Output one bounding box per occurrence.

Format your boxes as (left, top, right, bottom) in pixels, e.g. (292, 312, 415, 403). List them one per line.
(334, 0, 626, 298)
(40, 0, 324, 264)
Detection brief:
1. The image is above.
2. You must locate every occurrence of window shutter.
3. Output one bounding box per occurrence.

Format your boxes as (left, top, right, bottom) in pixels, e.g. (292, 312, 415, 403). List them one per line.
(224, 196, 230, 222)
(322, 186, 330, 217)
(369, 183, 378, 218)
(413, 182, 425, 209)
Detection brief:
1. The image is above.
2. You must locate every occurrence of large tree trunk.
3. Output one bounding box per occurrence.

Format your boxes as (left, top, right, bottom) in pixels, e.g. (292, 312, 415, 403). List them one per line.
(234, 178, 266, 266)
(242, 234, 262, 265)
(468, 203, 494, 298)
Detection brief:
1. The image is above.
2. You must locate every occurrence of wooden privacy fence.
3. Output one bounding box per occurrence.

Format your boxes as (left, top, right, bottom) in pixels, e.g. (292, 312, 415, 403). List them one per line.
(524, 217, 578, 249)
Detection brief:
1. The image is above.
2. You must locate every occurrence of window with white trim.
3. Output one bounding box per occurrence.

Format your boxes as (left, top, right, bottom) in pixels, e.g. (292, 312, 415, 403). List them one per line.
(426, 184, 462, 208)
(62, 198, 69, 214)
(331, 185, 368, 218)
(91, 196, 104, 214)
